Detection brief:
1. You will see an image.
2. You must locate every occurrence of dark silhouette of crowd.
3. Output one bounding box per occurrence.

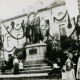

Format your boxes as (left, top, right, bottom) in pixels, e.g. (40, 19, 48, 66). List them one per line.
(44, 34, 80, 79)
(1, 54, 14, 73)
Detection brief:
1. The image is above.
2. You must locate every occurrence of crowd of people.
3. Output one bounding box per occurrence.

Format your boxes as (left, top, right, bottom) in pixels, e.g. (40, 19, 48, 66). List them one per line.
(0, 54, 23, 75)
(43, 34, 80, 80)
(0, 33, 80, 80)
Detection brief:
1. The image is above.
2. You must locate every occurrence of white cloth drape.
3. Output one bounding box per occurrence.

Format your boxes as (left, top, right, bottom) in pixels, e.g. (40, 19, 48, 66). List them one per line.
(62, 58, 75, 80)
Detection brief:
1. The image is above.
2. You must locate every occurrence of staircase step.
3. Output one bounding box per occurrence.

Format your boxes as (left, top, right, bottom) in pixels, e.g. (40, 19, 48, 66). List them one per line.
(23, 63, 47, 67)
(23, 66, 51, 70)
(0, 73, 49, 77)
(0, 63, 52, 75)
(3, 68, 52, 74)
(23, 60, 44, 65)
(1, 71, 13, 75)
(0, 73, 61, 80)
(19, 69, 52, 74)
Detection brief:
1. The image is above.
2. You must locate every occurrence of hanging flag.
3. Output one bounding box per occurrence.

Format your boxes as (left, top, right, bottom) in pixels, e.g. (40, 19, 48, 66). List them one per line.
(65, 0, 79, 21)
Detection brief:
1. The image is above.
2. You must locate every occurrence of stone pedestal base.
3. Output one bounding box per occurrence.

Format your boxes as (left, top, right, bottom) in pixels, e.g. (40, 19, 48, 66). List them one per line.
(25, 43, 47, 64)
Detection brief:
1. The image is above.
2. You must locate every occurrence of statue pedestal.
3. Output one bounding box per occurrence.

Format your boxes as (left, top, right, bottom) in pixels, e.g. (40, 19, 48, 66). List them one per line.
(25, 43, 47, 64)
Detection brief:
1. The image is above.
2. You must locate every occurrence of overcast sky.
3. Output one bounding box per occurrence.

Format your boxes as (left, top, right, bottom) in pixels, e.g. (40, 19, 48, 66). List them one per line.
(0, 0, 54, 19)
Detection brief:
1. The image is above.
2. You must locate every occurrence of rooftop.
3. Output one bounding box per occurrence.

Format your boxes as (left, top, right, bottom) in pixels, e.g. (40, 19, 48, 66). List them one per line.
(1, 0, 65, 23)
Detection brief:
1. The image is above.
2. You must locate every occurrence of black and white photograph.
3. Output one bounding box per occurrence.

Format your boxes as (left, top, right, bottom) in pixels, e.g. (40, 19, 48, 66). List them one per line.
(0, 0, 80, 80)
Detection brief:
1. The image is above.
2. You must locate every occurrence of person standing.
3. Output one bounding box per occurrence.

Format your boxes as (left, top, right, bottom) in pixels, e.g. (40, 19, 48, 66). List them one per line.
(72, 50, 78, 77)
(19, 60, 23, 71)
(26, 14, 34, 44)
(76, 52, 80, 80)
(1, 55, 6, 73)
(63, 53, 75, 80)
(7, 54, 14, 70)
(13, 56, 19, 75)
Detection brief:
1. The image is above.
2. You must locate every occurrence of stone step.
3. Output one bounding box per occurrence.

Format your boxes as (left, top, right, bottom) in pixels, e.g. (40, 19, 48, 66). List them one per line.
(0, 73, 61, 80)
(0, 73, 48, 77)
(23, 66, 51, 70)
(0, 62, 52, 75)
(20, 69, 52, 74)
(23, 63, 47, 67)
(2, 65, 52, 75)
(3, 68, 52, 74)
(4, 65, 51, 72)
(23, 59, 44, 65)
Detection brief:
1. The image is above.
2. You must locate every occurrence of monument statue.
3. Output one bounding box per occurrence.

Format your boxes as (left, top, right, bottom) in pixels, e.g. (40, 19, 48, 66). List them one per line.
(26, 13, 43, 44)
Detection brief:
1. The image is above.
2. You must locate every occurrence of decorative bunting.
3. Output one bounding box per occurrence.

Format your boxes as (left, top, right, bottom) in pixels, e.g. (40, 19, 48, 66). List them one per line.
(54, 10, 67, 22)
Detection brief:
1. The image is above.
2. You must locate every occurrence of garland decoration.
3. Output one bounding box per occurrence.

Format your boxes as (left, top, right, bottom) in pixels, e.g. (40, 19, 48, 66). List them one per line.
(54, 10, 67, 22)
(2, 46, 26, 52)
(2, 22, 25, 40)
(6, 26, 13, 33)
(14, 25, 22, 31)
(2, 47, 16, 52)
(69, 27, 76, 38)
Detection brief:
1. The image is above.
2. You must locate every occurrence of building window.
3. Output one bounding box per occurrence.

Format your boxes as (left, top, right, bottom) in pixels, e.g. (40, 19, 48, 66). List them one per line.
(59, 24, 66, 36)
(45, 20, 50, 28)
(17, 34, 21, 46)
(45, 20, 50, 36)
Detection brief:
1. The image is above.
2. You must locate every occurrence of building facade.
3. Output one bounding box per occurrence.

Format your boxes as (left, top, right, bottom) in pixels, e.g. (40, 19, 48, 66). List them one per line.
(38, 0, 75, 39)
(0, 0, 76, 60)
(0, 14, 27, 60)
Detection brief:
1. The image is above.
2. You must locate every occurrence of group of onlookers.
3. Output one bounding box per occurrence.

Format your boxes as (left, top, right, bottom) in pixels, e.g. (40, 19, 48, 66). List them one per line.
(0, 54, 23, 75)
(61, 50, 80, 80)
(47, 49, 80, 80)
(43, 35, 80, 80)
